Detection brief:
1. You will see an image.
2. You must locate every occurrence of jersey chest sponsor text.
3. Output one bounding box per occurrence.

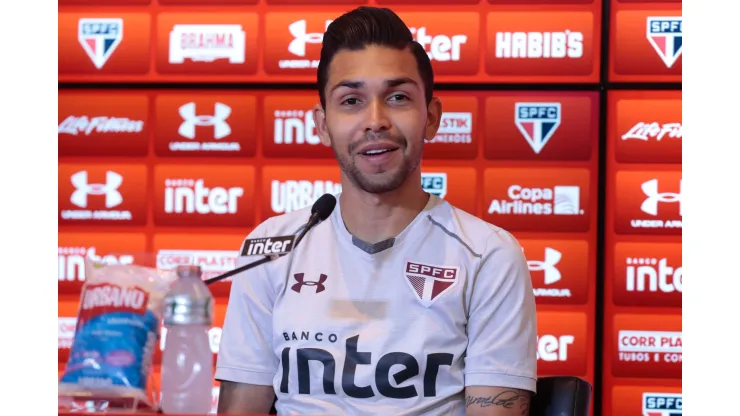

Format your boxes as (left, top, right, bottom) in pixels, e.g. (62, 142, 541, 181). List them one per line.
(277, 332, 454, 399)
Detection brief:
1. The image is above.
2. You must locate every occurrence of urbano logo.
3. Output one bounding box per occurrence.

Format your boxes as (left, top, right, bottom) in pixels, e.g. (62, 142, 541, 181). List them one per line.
(154, 165, 255, 227)
(262, 166, 341, 219)
(484, 168, 590, 232)
(613, 242, 682, 308)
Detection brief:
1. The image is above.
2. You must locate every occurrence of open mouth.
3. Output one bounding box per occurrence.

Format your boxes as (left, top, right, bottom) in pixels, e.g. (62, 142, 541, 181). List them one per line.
(361, 148, 398, 156)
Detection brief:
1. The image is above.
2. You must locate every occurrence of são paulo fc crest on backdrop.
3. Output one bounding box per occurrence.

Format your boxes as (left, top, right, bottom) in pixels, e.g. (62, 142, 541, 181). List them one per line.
(405, 261, 459, 307)
(646, 17, 683, 68)
(642, 392, 682, 416)
(78, 18, 123, 69)
(515, 102, 562, 154)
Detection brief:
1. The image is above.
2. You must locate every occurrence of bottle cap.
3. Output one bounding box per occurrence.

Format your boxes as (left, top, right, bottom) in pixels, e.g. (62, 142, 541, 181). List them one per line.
(163, 265, 213, 326)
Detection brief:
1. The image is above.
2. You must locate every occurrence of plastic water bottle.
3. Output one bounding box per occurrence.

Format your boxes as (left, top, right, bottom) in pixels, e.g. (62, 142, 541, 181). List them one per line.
(160, 265, 214, 414)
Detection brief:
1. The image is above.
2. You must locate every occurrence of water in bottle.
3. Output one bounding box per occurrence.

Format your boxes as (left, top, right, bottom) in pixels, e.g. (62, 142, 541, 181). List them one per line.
(160, 265, 214, 414)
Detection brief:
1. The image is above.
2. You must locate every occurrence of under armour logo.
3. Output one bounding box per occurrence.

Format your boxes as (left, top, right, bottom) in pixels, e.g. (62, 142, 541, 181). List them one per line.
(70, 170, 123, 208)
(640, 179, 682, 216)
(178, 102, 232, 140)
(287, 19, 330, 57)
(527, 247, 562, 285)
(291, 273, 328, 294)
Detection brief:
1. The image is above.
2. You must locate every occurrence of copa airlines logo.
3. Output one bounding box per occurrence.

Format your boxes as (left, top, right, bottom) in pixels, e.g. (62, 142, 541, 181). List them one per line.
(626, 257, 682, 294)
(432, 112, 473, 144)
(271, 180, 341, 214)
(618, 330, 682, 364)
(273, 109, 320, 145)
(58, 246, 134, 282)
(488, 185, 584, 216)
(643, 392, 682, 416)
(622, 122, 682, 142)
(169, 24, 246, 64)
(156, 249, 237, 281)
(164, 178, 245, 215)
(58, 115, 144, 136)
(408, 26, 467, 62)
(495, 30, 583, 59)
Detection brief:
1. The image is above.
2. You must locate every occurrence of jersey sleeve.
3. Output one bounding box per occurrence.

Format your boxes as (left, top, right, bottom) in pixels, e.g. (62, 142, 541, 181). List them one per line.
(463, 229, 538, 393)
(214, 220, 278, 386)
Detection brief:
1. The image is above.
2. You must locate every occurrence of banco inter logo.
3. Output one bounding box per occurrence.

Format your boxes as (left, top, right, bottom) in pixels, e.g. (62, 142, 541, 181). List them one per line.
(241, 236, 296, 257)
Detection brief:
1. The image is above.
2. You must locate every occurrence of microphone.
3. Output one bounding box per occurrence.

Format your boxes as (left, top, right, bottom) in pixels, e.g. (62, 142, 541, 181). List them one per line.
(203, 194, 337, 286)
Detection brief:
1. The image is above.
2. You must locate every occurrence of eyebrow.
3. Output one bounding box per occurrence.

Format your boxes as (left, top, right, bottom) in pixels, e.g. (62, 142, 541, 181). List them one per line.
(330, 77, 419, 94)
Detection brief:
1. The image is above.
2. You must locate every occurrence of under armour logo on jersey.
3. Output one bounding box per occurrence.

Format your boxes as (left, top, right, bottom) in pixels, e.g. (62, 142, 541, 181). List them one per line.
(291, 273, 328, 294)
(514, 102, 562, 154)
(70, 170, 123, 208)
(178, 102, 232, 140)
(641, 179, 681, 216)
(527, 247, 562, 285)
(288, 20, 328, 57)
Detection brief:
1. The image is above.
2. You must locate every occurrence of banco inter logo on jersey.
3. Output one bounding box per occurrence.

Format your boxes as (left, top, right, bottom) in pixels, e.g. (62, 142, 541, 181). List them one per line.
(647, 17, 682, 69)
(421, 173, 447, 198)
(643, 392, 682, 416)
(78, 18, 123, 69)
(515, 103, 561, 154)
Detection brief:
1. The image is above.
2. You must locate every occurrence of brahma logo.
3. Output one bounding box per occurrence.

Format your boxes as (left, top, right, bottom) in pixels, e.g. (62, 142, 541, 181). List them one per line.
(169, 24, 246, 64)
(154, 165, 255, 226)
(613, 242, 682, 308)
(59, 165, 147, 225)
(495, 30, 583, 59)
(271, 180, 342, 214)
(484, 168, 590, 232)
(432, 112, 473, 144)
(536, 312, 587, 375)
(643, 392, 682, 416)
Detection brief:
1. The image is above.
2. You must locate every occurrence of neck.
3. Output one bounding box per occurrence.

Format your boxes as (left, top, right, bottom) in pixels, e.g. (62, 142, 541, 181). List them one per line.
(339, 172, 430, 244)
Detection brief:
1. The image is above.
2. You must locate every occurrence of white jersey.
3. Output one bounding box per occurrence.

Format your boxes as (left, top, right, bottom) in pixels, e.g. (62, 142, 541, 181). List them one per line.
(215, 193, 537, 416)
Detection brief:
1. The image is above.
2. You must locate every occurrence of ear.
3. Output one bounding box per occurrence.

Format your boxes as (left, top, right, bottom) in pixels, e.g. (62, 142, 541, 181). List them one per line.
(312, 103, 332, 147)
(424, 96, 443, 142)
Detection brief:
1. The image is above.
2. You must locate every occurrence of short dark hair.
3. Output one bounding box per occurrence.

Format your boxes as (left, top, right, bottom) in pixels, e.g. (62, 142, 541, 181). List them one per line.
(317, 6, 434, 109)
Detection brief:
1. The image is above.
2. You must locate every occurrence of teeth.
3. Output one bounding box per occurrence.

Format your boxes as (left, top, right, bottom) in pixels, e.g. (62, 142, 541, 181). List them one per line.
(365, 149, 389, 155)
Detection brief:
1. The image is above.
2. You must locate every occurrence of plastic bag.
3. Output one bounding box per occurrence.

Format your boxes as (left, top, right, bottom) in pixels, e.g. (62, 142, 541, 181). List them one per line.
(59, 259, 176, 410)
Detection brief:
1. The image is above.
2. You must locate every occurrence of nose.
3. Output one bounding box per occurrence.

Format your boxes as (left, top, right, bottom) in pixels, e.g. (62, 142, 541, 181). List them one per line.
(364, 98, 391, 133)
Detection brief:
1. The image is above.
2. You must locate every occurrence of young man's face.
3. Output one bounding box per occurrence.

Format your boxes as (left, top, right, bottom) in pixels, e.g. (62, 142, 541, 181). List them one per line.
(314, 45, 442, 194)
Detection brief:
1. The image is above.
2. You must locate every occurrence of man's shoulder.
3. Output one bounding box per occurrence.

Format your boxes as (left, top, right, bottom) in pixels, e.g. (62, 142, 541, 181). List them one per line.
(430, 200, 524, 259)
(244, 206, 314, 244)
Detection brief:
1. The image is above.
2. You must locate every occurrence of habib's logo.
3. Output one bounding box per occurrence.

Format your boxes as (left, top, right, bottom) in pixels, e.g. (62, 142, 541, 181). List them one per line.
(278, 333, 454, 398)
(78, 283, 149, 324)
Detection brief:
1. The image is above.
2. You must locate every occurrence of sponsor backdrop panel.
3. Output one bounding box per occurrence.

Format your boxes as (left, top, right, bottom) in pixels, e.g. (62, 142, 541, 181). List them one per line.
(58, 0, 681, 413)
(57, 0, 602, 84)
(602, 90, 682, 415)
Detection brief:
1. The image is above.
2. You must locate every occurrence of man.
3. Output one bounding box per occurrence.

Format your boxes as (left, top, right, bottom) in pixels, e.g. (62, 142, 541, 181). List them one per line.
(215, 6, 537, 415)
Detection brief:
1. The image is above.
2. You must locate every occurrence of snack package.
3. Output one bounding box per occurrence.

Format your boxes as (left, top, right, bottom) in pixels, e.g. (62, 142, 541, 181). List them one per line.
(59, 260, 176, 410)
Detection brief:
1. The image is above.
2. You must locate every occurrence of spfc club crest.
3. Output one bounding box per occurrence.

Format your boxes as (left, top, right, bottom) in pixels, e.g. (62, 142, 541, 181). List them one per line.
(642, 392, 682, 416)
(646, 17, 683, 68)
(78, 18, 124, 69)
(421, 173, 447, 199)
(405, 261, 459, 307)
(514, 102, 561, 154)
